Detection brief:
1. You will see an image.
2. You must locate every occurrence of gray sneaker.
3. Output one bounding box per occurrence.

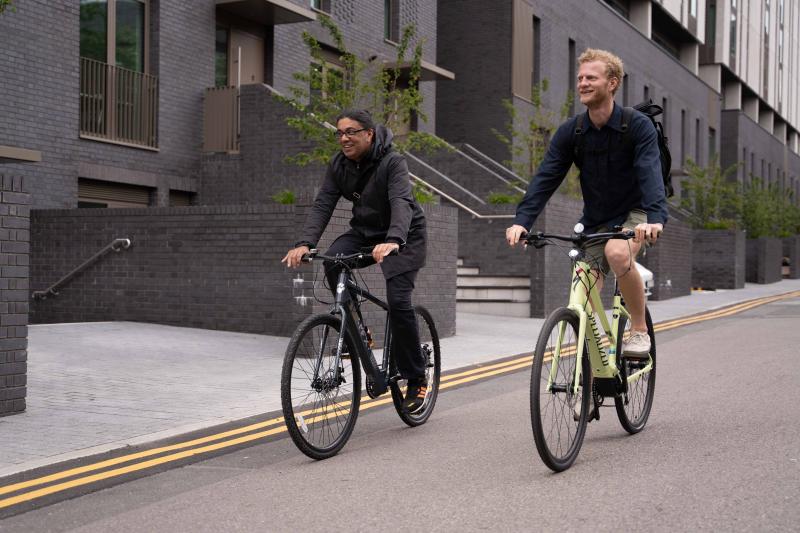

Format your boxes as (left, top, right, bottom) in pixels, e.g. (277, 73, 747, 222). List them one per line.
(623, 331, 651, 358)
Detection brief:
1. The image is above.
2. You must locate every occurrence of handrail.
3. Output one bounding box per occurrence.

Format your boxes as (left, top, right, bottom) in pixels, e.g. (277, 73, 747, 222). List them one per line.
(410, 173, 513, 220)
(32, 238, 133, 300)
(404, 152, 487, 205)
(454, 148, 527, 194)
(462, 143, 530, 187)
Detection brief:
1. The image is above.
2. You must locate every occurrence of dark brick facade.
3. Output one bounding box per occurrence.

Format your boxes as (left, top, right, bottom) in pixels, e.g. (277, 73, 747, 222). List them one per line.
(30, 203, 457, 339)
(199, 85, 325, 207)
(437, 0, 723, 184)
(746, 237, 783, 284)
(692, 229, 746, 289)
(0, 175, 30, 416)
(721, 111, 800, 193)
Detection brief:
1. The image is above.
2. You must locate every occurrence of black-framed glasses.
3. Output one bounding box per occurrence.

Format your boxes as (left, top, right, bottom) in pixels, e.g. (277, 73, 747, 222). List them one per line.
(334, 128, 366, 139)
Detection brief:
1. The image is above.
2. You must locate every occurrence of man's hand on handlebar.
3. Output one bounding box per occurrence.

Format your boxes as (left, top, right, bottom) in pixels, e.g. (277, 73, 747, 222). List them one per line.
(371, 242, 399, 264)
(632, 223, 663, 245)
(281, 245, 310, 269)
(506, 224, 528, 247)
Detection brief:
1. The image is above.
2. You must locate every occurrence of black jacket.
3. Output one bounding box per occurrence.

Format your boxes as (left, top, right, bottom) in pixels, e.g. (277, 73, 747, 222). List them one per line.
(297, 125, 427, 279)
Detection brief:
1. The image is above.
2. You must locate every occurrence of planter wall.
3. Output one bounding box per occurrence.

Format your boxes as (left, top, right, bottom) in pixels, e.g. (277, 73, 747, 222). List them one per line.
(746, 237, 783, 284)
(692, 229, 746, 289)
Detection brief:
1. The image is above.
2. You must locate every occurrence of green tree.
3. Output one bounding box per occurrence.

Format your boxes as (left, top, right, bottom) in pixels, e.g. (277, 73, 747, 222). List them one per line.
(680, 157, 742, 229)
(741, 177, 800, 238)
(491, 80, 580, 201)
(0, 0, 15, 14)
(278, 15, 449, 168)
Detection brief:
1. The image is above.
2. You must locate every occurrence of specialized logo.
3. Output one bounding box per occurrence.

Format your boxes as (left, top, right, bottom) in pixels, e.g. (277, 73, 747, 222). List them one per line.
(588, 312, 609, 366)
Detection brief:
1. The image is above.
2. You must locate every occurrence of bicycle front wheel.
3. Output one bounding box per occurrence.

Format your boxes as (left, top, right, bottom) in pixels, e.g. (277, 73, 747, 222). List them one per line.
(530, 307, 591, 472)
(614, 307, 656, 434)
(391, 306, 441, 427)
(281, 314, 361, 460)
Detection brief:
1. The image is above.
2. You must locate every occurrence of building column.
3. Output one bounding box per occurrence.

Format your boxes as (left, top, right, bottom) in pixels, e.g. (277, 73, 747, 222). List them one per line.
(0, 174, 29, 416)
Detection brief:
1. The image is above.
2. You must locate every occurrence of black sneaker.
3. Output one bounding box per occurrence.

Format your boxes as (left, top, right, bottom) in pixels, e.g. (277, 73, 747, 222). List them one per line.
(403, 379, 428, 414)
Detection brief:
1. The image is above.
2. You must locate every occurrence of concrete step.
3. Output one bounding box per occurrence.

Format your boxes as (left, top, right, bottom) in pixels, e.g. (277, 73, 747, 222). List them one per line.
(456, 286, 530, 301)
(457, 275, 530, 287)
(457, 266, 480, 276)
(456, 300, 530, 317)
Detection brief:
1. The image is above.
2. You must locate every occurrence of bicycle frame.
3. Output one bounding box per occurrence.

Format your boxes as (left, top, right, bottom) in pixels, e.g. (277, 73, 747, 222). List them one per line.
(551, 259, 653, 396)
(311, 268, 395, 397)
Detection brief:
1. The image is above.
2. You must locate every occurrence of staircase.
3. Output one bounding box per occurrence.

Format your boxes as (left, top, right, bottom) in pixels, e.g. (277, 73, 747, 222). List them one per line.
(456, 259, 531, 317)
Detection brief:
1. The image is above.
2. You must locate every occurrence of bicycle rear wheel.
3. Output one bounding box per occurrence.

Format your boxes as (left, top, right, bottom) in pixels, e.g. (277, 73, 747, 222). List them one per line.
(530, 308, 591, 472)
(281, 314, 361, 460)
(391, 306, 441, 426)
(614, 307, 656, 434)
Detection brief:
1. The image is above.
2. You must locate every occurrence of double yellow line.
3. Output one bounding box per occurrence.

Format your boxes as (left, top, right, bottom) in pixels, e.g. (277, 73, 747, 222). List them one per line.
(2, 289, 798, 510)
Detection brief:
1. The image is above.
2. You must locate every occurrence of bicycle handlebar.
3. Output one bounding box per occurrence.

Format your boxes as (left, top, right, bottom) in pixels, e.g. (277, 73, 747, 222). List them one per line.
(301, 247, 399, 264)
(523, 229, 635, 248)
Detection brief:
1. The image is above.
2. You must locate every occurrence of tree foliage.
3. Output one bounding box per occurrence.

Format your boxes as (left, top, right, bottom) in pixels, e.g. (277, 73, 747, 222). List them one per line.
(490, 80, 580, 201)
(278, 15, 449, 168)
(0, 0, 16, 14)
(680, 157, 742, 230)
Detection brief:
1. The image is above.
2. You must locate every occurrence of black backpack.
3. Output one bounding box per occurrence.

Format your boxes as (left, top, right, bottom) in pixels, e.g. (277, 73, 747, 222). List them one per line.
(573, 101, 674, 197)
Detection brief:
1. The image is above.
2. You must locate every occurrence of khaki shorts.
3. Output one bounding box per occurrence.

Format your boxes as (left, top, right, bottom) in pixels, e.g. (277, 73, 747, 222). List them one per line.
(584, 209, 647, 276)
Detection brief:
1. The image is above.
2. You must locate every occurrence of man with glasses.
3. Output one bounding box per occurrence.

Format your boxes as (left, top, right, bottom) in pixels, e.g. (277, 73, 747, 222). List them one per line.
(282, 109, 429, 413)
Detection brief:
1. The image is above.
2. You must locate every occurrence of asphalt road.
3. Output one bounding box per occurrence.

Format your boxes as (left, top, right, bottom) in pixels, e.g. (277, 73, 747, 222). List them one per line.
(2, 298, 799, 532)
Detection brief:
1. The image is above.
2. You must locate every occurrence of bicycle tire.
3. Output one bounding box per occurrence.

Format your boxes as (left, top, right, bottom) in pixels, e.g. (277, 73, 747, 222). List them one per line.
(281, 313, 361, 460)
(391, 306, 441, 427)
(530, 307, 591, 472)
(614, 307, 656, 434)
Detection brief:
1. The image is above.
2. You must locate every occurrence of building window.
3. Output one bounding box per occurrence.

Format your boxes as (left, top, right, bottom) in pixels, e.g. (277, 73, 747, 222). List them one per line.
(708, 126, 716, 162)
(690, 0, 697, 17)
(215, 25, 229, 87)
(729, 0, 737, 66)
(384, 0, 400, 42)
(568, 37, 575, 112)
(763, 0, 770, 96)
(310, 0, 331, 13)
(695, 118, 701, 161)
(79, 0, 156, 149)
(603, 0, 630, 18)
(78, 178, 153, 208)
(533, 16, 541, 85)
(80, 0, 148, 72)
(681, 110, 687, 165)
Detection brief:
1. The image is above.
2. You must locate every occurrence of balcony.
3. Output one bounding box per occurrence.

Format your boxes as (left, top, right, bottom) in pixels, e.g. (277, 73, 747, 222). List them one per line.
(80, 57, 159, 150)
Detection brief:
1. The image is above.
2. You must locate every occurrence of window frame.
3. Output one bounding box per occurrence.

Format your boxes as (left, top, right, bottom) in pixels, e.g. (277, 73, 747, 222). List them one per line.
(80, 0, 150, 73)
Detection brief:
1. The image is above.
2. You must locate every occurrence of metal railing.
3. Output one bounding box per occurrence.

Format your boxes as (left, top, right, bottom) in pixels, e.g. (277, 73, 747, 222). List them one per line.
(80, 58, 159, 149)
(410, 173, 513, 220)
(203, 86, 240, 153)
(32, 238, 133, 301)
(461, 143, 530, 188)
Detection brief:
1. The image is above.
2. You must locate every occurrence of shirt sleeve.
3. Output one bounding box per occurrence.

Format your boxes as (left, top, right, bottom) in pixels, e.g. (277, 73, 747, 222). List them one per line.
(296, 162, 341, 248)
(631, 114, 669, 225)
(512, 120, 576, 230)
(385, 154, 414, 245)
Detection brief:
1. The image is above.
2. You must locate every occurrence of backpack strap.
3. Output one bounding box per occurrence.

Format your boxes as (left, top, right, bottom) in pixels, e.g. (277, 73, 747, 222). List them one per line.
(620, 106, 635, 154)
(573, 112, 587, 169)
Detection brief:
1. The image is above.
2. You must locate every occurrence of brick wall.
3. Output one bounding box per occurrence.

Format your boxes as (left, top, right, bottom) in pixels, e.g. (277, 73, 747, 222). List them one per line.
(30, 203, 457, 338)
(746, 237, 783, 284)
(0, 175, 30, 416)
(639, 216, 693, 300)
(692, 229, 746, 289)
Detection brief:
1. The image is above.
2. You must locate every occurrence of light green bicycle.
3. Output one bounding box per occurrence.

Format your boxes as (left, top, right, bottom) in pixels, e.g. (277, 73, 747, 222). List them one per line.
(524, 224, 656, 472)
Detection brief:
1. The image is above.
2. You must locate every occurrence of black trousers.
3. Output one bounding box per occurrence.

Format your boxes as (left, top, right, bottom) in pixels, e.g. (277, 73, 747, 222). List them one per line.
(324, 233, 426, 381)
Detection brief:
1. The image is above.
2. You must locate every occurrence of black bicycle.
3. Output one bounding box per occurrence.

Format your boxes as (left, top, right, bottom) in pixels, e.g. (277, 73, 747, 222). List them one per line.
(280, 249, 441, 460)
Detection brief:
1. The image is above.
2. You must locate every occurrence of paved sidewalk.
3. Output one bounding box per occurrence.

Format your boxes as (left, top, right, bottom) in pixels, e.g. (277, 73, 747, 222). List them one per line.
(1, 279, 799, 478)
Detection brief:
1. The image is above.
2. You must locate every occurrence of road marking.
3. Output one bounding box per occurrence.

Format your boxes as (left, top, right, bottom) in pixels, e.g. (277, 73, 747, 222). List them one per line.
(2, 289, 798, 510)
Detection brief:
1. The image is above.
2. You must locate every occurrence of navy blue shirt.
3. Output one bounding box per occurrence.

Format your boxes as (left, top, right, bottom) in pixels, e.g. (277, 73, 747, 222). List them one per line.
(513, 103, 669, 230)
